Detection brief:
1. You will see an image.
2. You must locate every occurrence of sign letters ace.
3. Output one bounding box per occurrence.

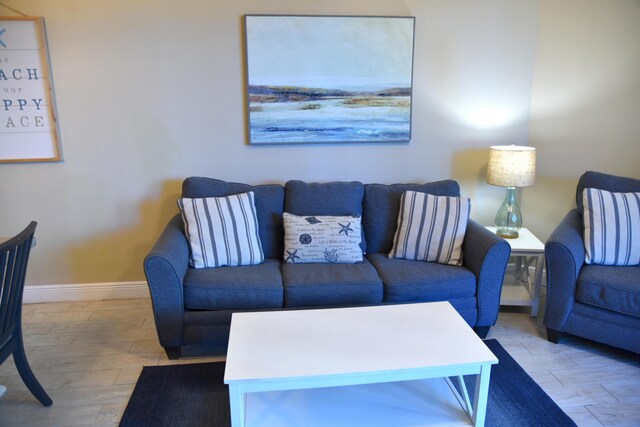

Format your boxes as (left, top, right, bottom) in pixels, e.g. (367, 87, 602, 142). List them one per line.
(0, 17, 60, 163)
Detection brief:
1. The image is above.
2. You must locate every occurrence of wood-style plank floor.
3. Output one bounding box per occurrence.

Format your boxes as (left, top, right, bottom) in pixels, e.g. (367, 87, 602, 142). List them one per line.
(0, 298, 638, 426)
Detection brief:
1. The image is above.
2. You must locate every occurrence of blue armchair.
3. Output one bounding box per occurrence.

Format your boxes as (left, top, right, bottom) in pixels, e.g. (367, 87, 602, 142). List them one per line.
(544, 171, 640, 353)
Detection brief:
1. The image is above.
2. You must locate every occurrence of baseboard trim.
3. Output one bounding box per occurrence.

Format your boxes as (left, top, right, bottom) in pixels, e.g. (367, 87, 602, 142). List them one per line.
(23, 281, 150, 303)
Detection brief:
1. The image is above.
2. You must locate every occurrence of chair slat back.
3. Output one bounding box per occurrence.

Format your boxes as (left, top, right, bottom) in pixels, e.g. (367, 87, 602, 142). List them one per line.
(0, 222, 37, 339)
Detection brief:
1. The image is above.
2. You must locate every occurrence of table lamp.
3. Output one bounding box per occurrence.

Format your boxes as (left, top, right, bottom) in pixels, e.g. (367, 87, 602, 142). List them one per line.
(486, 145, 536, 239)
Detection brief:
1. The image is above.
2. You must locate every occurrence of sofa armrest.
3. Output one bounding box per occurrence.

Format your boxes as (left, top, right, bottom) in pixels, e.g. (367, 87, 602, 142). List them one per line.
(462, 220, 511, 327)
(143, 214, 189, 348)
(543, 209, 585, 332)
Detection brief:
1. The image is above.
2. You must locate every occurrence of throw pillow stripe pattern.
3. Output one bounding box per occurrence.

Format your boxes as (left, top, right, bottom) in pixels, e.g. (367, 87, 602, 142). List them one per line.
(389, 191, 470, 266)
(178, 192, 264, 268)
(583, 188, 640, 265)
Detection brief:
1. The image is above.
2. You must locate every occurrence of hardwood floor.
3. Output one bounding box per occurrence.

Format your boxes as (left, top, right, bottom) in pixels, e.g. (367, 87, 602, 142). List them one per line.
(0, 298, 638, 426)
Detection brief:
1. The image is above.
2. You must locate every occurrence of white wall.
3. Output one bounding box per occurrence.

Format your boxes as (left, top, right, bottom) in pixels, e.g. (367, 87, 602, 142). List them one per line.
(5, 0, 636, 286)
(527, 0, 640, 240)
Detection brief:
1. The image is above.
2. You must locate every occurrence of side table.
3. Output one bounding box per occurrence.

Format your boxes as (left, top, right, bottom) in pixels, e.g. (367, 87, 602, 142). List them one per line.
(485, 227, 545, 317)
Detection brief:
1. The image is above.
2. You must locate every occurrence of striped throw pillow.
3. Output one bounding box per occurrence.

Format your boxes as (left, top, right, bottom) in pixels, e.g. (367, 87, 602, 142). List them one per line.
(583, 188, 640, 266)
(389, 191, 470, 266)
(178, 192, 264, 268)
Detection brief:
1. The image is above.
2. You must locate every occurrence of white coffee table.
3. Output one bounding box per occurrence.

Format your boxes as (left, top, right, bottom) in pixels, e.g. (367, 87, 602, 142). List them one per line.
(224, 302, 498, 427)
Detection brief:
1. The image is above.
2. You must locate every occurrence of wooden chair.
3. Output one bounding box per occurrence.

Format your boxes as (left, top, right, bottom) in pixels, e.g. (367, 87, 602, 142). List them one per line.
(0, 221, 52, 406)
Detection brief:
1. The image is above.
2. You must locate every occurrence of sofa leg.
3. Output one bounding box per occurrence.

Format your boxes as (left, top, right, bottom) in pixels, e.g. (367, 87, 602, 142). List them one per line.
(474, 326, 490, 339)
(165, 346, 181, 360)
(546, 328, 563, 344)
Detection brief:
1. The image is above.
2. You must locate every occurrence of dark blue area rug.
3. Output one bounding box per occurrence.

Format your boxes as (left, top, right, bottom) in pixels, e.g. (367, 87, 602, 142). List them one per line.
(120, 339, 576, 427)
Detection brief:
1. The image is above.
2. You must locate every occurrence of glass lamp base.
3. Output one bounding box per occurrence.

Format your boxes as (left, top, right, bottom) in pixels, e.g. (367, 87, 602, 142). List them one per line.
(494, 187, 522, 240)
(496, 229, 519, 239)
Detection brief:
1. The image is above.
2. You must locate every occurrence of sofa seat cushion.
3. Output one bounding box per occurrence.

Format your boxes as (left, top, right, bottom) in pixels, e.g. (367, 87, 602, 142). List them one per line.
(282, 259, 383, 308)
(367, 253, 476, 303)
(576, 265, 640, 318)
(184, 258, 283, 310)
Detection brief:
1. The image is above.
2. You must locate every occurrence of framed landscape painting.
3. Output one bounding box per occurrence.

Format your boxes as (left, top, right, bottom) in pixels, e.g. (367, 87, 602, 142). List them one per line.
(244, 15, 415, 145)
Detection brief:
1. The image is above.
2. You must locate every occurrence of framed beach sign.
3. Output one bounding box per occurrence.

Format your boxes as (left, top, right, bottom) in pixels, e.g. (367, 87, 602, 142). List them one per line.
(244, 15, 415, 145)
(0, 17, 60, 163)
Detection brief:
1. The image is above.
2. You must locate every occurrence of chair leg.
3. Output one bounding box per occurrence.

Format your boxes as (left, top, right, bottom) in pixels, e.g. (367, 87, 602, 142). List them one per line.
(13, 335, 52, 406)
(546, 328, 563, 344)
(164, 346, 181, 360)
(474, 326, 491, 339)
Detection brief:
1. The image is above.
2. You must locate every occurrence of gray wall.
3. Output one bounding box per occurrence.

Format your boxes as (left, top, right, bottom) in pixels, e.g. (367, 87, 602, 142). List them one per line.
(0, 0, 638, 285)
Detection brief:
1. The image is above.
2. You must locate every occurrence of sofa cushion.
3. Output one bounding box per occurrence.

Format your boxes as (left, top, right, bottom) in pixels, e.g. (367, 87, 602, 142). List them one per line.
(389, 191, 469, 266)
(178, 192, 264, 268)
(182, 177, 284, 259)
(576, 171, 640, 215)
(367, 253, 476, 303)
(282, 259, 383, 307)
(284, 180, 366, 251)
(576, 264, 640, 318)
(183, 258, 283, 310)
(363, 181, 461, 254)
(283, 213, 363, 264)
(582, 188, 640, 266)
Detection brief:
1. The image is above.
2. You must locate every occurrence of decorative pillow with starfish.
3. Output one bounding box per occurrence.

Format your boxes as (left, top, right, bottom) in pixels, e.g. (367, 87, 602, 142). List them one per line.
(283, 213, 363, 264)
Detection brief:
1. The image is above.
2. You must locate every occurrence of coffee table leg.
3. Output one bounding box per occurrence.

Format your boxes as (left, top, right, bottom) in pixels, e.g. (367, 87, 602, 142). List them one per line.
(228, 384, 246, 427)
(472, 364, 492, 427)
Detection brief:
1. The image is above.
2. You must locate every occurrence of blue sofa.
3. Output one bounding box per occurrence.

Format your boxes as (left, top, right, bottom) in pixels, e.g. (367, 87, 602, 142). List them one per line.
(544, 171, 640, 353)
(144, 177, 511, 359)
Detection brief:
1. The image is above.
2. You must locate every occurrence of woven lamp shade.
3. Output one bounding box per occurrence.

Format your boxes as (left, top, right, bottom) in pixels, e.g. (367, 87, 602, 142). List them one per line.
(487, 145, 536, 187)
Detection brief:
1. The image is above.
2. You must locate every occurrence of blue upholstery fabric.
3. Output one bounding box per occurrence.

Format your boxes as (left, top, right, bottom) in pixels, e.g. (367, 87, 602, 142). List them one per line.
(461, 220, 511, 326)
(577, 265, 640, 318)
(182, 177, 285, 259)
(575, 171, 640, 215)
(144, 214, 190, 348)
(285, 180, 366, 251)
(282, 259, 383, 307)
(363, 181, 461, 253)
(545, 171, 640, 353)
(366, 253, 476, 302)
(182, 310, 234, 349)
(563, 303, 640, 353)
(184, 259, 283, 310)
(285, 180, 365, 215)
(544, 209, 585, 331)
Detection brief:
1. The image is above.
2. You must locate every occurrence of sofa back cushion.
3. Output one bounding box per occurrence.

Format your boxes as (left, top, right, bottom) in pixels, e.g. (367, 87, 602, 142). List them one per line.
(576, 171, 640, 215)
(285, 180, 366, 251)
(363, 180, 461, 254)
(182, 177, 285, 259)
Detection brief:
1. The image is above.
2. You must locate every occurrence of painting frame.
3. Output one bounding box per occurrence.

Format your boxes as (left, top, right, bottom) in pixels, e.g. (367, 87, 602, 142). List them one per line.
(0, 17, 61, 163)
(243, 14, 415, 146)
